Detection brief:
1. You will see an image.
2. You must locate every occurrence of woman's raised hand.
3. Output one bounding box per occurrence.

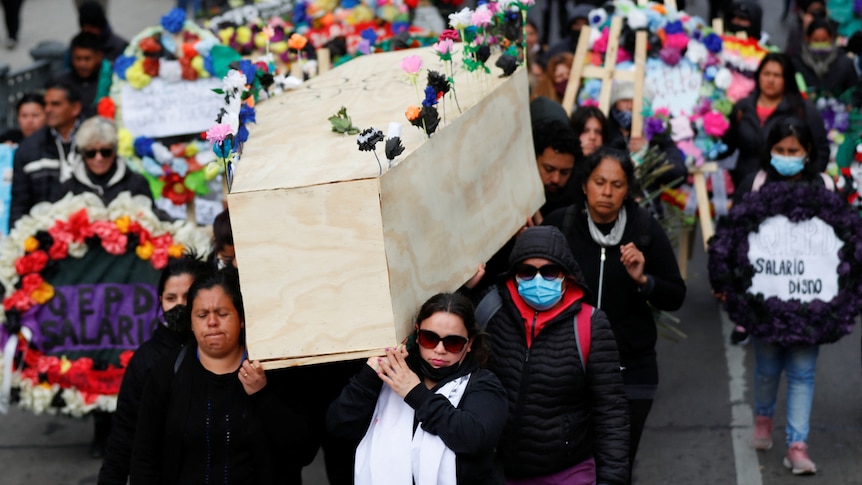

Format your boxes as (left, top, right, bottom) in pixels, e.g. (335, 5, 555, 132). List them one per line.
(377, 346, 421, 398)
(620, 242, 648, 286)
(239, 359, 267, 395)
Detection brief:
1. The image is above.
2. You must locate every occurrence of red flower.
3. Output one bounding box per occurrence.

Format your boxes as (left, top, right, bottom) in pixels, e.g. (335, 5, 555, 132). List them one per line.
(161, 173, 195, 206)
(143, 57, 160, 77)
(14, 250, 48, 275)
(91, 220, 129, 255)
(3, 289, 34, 312)
(439, 29, 460, 42)
(119, 350, 134, 368)
(138, 36, 161, 54)
(21, 273, 43, 293)
(97, 97, 116, 119)
(181, 43, 198, 59)
(51, 208, 94, 244)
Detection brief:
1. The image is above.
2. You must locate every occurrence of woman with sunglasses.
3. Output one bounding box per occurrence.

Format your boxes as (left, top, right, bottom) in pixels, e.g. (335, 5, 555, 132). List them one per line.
(55, 116, 151, 204)
(543, 148, 686, 483)
(477, 225, 629, 485)
(326, 292, 508, 484)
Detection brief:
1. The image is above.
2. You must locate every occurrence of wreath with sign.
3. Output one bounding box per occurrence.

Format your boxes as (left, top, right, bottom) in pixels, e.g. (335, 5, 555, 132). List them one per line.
(707, 181, 862, 346)
(0, 193, 209, 415)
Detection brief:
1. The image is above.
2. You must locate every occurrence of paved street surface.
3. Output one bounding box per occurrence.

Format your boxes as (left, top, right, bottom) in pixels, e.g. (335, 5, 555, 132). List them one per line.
(2, 0, 861, 484)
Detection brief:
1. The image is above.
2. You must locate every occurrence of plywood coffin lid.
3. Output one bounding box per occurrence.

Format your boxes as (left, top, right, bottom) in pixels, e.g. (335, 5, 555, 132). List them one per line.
(231, 46, 518, 193)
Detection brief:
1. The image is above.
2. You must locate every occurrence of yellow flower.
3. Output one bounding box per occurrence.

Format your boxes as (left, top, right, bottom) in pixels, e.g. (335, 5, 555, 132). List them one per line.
(254, 31, 269, 49)
(60, 356, 72, 374)
(126, 59, 152, 89)
(271, 41, 288, 54)
(168, 243, 185, 259)
(136, 240, 155, 260)
(191, 55, 209, 78)
(115, 216, 131, 234)
(23, 236, 39, 253)
(31, 282, 55, 305)
(184, 143, 198, 158)
(117, 128, 134, 158)
(204, 161, 222, 180)
(218, 27, 235, 45)
(236, 26, 253, 45)
(348, 5, 374, 24)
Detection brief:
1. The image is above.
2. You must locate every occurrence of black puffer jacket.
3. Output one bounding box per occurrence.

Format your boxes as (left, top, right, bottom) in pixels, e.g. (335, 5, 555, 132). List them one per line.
(482, 226, 629, 483)
(723, 93, 829, 187)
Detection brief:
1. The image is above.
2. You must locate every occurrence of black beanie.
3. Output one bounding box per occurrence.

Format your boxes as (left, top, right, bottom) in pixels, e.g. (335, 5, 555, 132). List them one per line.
(509, 226, 580, 277)
(79, 1, 108, 30)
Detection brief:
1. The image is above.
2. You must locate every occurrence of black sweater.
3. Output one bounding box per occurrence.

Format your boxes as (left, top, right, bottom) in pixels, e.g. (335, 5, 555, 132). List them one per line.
(326, 356, 508, 484)
(483, 286, 629, 483)
(544, 201, 687, 371)
(98, 325, 184, 485)
(130, 345, 317, 485)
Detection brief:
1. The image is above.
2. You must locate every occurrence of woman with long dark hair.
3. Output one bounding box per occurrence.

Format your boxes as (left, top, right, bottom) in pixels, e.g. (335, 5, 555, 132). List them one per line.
(723, 52, 830, 187)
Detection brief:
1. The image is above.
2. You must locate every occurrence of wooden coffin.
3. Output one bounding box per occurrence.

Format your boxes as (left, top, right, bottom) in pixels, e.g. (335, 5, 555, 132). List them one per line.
(228, 46, 543, 368)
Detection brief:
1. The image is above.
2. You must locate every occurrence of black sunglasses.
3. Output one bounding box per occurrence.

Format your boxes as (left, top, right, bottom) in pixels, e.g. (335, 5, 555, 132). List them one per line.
(514, 263, 564, 281)
(417, 329, 469, 353)
(83, 148, 115, 159)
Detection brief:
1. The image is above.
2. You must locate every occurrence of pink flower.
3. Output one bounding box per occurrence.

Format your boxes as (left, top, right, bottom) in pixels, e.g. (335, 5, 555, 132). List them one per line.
(659, 47, 682, 66)
(702, 111, 730, 137)
(654, 108, 670, 118)
(401, 55, 423, 75)
(471, 8, 493, 27)
(433, 38, 454, 56)
(151, 248, 169, 270)
(617, 48, 632, 63)
(439, 29, 460, 42)
(206, 123, 233, 144)
(593, 28, 609, 54)
(91, 221, 128, 255)
(664, 32, 689, 50)
(727, 71, 756, 102)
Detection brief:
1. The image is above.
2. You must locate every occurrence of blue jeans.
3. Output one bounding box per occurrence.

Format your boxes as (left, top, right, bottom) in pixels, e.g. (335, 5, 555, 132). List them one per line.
(753, 339, 819, 445)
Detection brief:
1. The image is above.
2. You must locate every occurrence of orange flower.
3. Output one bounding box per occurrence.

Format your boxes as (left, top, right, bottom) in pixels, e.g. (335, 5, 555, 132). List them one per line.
(168, 243, 185, 259)
(97, 97, 116, 119)
(405, 106, 421, 121)
(23, 236, 39, 253)
(115, 216, 131, 234)
(288, 33, 308, 51)
(136, 240, 155, 260)
(30, 282, 55, 305)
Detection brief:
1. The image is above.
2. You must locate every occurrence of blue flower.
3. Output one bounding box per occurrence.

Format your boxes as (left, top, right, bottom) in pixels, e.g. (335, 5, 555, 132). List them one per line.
(422, 85, 438, 108)
(239, 104, 256, 125)
(703, 33, 723, 53)
(134, 137, 155, 158)
(239, 59, 256, 85)
(360, 27, 377, 46)
(204, 55, 215, 76)
(171, 157, 189, 177)
(113, 55, 136, 81)
(293, 1, 310, 26)
(141, 156, 164, 176)
(664, 20, 684, 34)
(392, 22, 410, 35)
(236, 124, 250, 143)
(160, 8, 186, 34)
(341, 0, 360, 8)
(213, 138, 234, 158)
(161, 34, 177, 55)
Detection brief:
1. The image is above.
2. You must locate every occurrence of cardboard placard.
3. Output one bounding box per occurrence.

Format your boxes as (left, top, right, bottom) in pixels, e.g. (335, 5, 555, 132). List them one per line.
(121, 78, 223, 138)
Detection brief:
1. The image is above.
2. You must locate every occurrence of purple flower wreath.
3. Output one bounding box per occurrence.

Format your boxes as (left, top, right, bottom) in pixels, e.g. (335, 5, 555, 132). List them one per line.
(708, 181, 862, 346)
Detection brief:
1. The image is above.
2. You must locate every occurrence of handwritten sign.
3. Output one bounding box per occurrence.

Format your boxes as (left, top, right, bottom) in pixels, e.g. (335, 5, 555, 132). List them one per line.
(747, 216, 842, 303)
(644, 59, 703, 116)
(121, 78, 223, 138)
(209, 1, 293, 26)
(21, 283, 159, 354)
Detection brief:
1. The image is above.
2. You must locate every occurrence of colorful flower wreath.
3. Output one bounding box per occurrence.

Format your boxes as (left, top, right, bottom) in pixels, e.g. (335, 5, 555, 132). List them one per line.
(105, 8, 243, 211)
(707, 182, 862, 346)
(0, 193, 210, 415)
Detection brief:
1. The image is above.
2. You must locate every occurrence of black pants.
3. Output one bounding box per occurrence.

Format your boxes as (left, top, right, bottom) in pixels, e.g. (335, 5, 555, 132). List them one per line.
(627, 398, 654, 483)
(1, 0, 23, 40)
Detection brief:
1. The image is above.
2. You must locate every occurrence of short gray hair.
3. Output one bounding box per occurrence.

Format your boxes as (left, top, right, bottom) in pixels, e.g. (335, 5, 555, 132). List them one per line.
(75, 116, 117, 150)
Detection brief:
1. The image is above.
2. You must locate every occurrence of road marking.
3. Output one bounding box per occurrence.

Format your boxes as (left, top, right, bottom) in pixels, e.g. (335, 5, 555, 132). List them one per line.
(720, 309, 763, 485)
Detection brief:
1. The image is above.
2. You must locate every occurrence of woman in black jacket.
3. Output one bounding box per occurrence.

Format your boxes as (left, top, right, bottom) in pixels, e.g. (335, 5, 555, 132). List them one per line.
(98, 254, 211, 484)
(723, 52, 829, 187)
(326, 292, 508, 485)
(478, 226, 629, 485)
(791, 16, 858, 98)
(544, 148, 686, 482)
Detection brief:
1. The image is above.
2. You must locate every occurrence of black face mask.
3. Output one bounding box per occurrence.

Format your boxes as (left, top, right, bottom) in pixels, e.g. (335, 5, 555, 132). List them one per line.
(406, 350, 464, 383)
(163, 304, 190, 340)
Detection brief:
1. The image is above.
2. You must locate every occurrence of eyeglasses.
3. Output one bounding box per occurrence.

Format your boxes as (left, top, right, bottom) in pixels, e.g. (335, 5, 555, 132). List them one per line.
(417, 329, 469, 353)
(83, 147, 115, 159)
(514, 263, 564, 281)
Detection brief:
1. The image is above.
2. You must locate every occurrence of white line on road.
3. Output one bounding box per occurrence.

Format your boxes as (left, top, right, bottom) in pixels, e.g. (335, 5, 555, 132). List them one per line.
(720, 309, 763, 485)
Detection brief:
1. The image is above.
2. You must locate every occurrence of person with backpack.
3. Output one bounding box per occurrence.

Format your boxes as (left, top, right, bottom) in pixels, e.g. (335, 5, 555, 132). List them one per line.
(542, 147, 687, 482)
(719, 118, 832, 476)
(475, 225, 629, 485)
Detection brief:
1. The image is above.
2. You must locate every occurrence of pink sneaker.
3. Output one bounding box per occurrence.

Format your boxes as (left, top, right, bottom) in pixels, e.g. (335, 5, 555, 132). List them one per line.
(783, 442, 817, 475)
(751, 415, 773, 450)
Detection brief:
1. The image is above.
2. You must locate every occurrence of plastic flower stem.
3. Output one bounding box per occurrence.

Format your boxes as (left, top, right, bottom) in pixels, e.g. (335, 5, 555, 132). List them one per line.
(373, 150, 382, 176)
(222, 156, 232, 192)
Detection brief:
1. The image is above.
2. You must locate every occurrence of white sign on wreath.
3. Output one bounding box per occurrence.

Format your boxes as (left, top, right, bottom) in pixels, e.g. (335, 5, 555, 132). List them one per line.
(747, 215, 842, 303)
(121, 77, 223, 139)
(644, 58, 703, 117)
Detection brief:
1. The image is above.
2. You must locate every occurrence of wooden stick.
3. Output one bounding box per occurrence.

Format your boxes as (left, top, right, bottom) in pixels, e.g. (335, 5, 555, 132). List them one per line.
(562, 26, 592, 117)
(690, 162, 718, 250)
(316, 48, 331, 76)
(598, 16, 624, 115)
(630, 30, 648, 139)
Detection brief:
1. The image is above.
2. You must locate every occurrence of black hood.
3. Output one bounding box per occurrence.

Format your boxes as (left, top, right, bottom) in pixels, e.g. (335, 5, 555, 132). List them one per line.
(725, 1, 763, 40)
(508, 226, 591, 295)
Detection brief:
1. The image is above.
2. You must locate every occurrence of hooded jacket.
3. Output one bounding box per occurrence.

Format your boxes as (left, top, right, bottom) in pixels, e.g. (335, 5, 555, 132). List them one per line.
(482, 226, 629, 483)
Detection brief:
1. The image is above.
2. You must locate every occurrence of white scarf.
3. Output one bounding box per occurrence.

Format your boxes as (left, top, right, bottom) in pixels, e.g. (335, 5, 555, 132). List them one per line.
(355, 374, 471, 485)
(586, 206, 627, 247)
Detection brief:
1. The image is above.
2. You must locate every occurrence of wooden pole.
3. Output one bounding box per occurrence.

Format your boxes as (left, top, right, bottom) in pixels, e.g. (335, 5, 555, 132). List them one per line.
(630, 30, 648, 139)
(316, 48, 331, 76)
(598, 16, 624, 115)
(562, 26, 592, 117)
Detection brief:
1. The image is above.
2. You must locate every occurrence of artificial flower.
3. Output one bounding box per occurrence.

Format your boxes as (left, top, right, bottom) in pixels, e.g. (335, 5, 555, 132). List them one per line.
(151, 143, 174, 165)
(161, 173, 195, 206)
(161, 8, 186, 34)
(206, 123, 233, 144)
(627, 9, 648, 29)
(15, 250, 48, 275)
(588, 8, 608, 27)
(288, 33, 308, 51)
(96, 97, 115, 119)
(223, 69, 247, 93)
(21, 273, 44, 293)
(685, 40, 708, 66)
(439, 29, 460, 42)
(23, 236, 39, 253)
(48, 239, 69, 260)
(448, 8, 473, 30)
(405, 106, 421, 121)
(422, 85, 438, 107)
(659, 47, 681, 66)
(136, 240, 154, 260)
(471, 6, 493, 28)
(160, 60, 182, 83)
(125, 59, 152, 89)
(433, 38, 455, 60)
(703, 32, 723, 53)
(168, 243, 185, 259)
(30, 282, 54, 305)
(702, 111, 730, 137)
(134, 137, 156, 158)
(139, 36, 161, 54)
(113, 55, 135, 81)
(401, 55, 423, 75)
(713, 68, 732, 90)
(142, 58, 160, 77)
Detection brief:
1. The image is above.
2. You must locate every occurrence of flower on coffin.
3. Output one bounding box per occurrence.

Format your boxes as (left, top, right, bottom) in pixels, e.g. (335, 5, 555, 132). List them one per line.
(471, 6, 493, 28)
(97, 97, 116, 119)
(206, 123, 233, 143)
(161, 8, 186, 34)
(702, 111, 730, 137)
(433, 38, 455, 61)
(401, 55, 423, 75)
(449, 8, 474, 30)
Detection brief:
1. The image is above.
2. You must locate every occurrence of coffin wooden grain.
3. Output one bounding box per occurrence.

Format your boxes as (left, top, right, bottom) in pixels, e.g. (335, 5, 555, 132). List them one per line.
(228, 46, 544, 368)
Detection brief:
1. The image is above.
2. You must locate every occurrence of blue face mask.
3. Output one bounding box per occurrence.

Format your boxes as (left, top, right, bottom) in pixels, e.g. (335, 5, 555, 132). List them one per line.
(770, 153, 805, 177)
(611, 108, 633, 130)
(517, 276, 564, 311)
